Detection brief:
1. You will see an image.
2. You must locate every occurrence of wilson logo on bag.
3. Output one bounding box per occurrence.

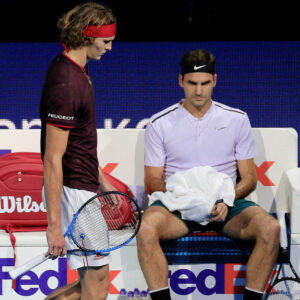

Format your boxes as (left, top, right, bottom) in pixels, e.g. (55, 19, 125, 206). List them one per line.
(0, 152, 47, 231)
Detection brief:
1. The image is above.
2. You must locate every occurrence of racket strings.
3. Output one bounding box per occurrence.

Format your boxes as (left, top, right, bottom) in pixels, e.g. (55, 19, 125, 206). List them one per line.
(71, 193, 140, 252)
(266, 281, 300, 299)
(72, 200, 109, 251)
(266, 263, 300, 300)
(99, 194, 139, 248)
(101, 194, 128, 230)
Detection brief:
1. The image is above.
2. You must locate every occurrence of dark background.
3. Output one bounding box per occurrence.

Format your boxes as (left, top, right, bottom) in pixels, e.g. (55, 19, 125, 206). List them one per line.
(0, 0, 298, 42)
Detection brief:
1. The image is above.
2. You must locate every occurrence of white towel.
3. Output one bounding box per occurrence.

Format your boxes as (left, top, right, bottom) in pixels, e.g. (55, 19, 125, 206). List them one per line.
(149, 166, 235, 225)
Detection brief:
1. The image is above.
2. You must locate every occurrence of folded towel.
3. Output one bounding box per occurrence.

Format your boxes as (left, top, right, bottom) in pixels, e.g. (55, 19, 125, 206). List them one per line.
(149, 166, 235, 225)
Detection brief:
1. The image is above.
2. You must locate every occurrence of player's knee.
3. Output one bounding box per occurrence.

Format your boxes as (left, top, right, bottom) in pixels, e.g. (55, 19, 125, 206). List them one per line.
(137, 219, 159, 248)
(268, 218, 280, 245)
(260, 216, 280, 246)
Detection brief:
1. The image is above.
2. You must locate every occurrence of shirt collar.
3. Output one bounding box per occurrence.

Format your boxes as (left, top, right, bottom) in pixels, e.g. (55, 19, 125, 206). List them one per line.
(178, 99, 215, 122)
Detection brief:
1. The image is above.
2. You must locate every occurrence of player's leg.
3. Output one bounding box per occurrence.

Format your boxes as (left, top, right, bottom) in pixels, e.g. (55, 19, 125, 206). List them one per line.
(44, 279, 81, 300)
(48, 187, 110, 300)
(137, 205, 189, 291)
(223, 204, 280, 298)
(77, 265, 110, 300)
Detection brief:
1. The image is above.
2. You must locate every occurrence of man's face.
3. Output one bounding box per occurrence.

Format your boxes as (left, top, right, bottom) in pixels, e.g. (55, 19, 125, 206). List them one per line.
(86, 36, 115, 61)
(179, 72, 217, 111)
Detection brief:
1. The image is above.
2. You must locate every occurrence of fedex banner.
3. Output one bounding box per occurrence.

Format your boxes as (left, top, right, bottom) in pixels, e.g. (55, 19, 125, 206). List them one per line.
(1, 244, 300, 300)
(0, 246, 273, 299)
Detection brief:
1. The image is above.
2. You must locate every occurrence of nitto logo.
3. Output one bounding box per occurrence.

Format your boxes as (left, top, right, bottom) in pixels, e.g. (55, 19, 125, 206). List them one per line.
(0, 196, 46, 213)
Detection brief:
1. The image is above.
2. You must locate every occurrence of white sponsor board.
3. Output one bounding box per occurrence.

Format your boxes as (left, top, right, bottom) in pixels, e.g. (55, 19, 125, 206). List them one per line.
(1, 243, 300, 299)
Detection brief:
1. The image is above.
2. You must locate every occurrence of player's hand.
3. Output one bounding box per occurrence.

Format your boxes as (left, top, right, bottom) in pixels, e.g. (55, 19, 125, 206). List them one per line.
(46, 226, 67, 259)
(210, 202, 229, 222)
(99, 177, 122, 208)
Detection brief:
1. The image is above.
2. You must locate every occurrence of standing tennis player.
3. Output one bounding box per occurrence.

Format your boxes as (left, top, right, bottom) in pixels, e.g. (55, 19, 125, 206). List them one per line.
(40, 3, 117, 299)
(137, 49, 280, 300)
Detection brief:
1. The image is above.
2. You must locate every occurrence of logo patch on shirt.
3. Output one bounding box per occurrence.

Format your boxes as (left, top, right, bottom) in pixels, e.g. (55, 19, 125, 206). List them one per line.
(215, 127, 227, 131)
(47, 113, 74, 120)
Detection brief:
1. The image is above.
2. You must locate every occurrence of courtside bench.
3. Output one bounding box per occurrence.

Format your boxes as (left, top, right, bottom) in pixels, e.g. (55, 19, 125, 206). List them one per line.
(161, 213, 290, 265)
(0, 128, 299, 300)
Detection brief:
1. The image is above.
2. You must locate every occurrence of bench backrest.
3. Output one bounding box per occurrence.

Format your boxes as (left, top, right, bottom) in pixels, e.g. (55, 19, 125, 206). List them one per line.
(0, 128, 298, 212)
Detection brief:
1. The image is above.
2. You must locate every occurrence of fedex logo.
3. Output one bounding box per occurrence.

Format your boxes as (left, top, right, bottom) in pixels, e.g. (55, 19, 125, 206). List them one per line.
(0, 258, 121, 297)
(107, 162, 276, 187)
(169, 264, 247, 296)
(0, 148, 276, 187)
(0, 258, 67, 296)
(255, 161, 275, 186)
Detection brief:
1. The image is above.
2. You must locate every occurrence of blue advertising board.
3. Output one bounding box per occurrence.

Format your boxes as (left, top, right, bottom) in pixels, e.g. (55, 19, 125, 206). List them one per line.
(0, 41, 299, 162)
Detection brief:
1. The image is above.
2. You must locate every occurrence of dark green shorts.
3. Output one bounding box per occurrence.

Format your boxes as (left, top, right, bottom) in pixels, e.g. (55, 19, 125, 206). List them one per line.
(150, 198, 258, 233)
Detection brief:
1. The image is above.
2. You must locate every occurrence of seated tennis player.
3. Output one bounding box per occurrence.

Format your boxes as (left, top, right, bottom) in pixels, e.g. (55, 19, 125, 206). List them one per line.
(137, 49, 280, 300)
(40, 3, 117, 300)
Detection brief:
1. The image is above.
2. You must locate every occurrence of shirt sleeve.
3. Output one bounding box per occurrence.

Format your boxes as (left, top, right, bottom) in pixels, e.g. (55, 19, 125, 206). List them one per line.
(45, 81, 78, 128)
(235, 113, 256, 160)
(144, 121, 166, 167)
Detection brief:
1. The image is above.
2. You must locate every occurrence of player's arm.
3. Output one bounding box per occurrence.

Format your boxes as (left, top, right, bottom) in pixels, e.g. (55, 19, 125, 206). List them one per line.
(43, 124, 69, 257)
(144, 165, 166, 195)
(211, 159, 256, 222)
(98, 167, 122, 206)
(235, 158, 257, 200)
(98, 167, 117, 192)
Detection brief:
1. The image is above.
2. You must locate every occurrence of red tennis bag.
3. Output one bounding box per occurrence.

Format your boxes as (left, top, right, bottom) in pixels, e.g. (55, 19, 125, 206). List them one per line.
(0, 152, 134, 247)
(0, 152, 47, 269)
(0, 152, 47, 235)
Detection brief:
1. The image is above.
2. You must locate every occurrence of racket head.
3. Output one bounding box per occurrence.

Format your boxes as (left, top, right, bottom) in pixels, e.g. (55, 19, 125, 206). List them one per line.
(67, 191, 141, 254)
(265, 279, 300, 299)
(265, 262, 300, 300)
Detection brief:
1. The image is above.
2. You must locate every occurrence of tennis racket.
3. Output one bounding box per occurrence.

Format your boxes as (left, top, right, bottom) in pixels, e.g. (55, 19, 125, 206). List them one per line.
(9, 191, 141, 279)
(264, 211, 300, 299)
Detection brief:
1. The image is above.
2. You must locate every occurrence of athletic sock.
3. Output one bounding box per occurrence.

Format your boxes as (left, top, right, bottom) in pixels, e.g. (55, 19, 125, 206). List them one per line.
(149, 287, 171, 300)
(243, 287, 264, 300)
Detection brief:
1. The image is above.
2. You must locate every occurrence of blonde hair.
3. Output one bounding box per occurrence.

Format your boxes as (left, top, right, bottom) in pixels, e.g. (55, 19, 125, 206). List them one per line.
(57, 2, 116, 50)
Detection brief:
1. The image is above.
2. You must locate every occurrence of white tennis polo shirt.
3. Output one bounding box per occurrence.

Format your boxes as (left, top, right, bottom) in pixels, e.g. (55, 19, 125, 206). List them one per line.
(144, 100, 256, 185)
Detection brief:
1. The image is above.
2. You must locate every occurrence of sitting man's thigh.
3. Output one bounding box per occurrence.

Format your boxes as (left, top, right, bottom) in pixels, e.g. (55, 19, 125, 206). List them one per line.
(223, 205, 274, 240)
(141, 206, 189, 240)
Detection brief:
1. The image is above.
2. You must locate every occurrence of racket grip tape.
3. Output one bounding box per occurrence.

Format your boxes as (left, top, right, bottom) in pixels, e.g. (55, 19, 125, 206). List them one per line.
(277, 210, 288, 249)
(9, 252, 48, 279)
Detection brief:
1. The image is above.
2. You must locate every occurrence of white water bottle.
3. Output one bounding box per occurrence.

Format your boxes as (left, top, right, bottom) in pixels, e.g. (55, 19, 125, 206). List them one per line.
(117, 288, 127, 300)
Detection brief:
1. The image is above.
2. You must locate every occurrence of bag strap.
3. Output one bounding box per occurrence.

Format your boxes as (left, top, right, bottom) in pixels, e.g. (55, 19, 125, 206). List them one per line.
(5, 224, 17, 289)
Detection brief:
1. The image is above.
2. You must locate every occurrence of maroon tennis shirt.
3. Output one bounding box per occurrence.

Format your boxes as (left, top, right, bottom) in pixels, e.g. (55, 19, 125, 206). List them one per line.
(40, 53, 99, 192)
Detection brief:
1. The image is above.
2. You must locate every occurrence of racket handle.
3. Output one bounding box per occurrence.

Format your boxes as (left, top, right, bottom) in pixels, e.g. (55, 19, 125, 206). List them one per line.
(277, 210, 288, 249)
(9, 253, 48, 279)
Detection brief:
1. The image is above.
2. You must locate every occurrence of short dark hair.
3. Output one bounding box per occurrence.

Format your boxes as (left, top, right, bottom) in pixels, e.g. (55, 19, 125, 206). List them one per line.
(180, 49, 216, 76)
(181, 49, 216, 66)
